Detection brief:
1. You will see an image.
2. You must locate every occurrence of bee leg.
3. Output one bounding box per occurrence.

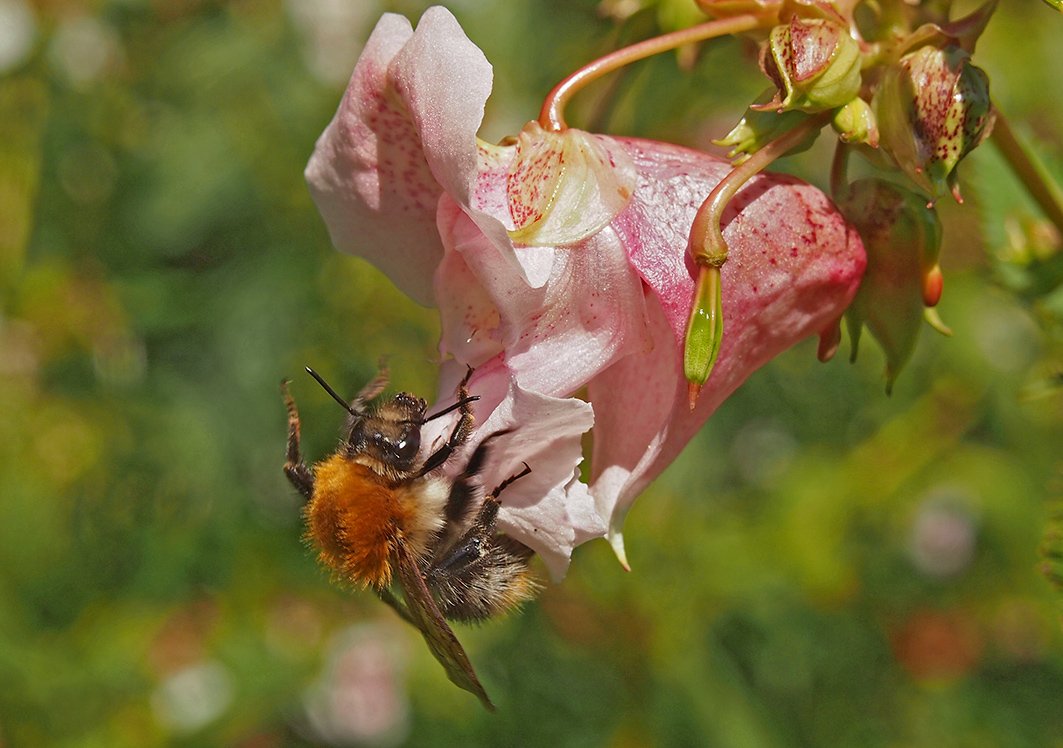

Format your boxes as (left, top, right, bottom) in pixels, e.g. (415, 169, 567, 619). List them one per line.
(416, 371, 476, 477)
(352, 358, 390, 408)
(487, 461, 532, 500)
(430, 431, 515, 556)
(376, 587, 415, 626)
(437, 459, 531, 561)
(281, 380, 314, 500)
(336, 361, 390, 438)
(429, 467, 538, 622)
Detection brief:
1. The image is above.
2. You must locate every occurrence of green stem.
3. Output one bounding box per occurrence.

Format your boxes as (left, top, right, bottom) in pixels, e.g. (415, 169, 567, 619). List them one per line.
(990, 106, 1063, 237)
(539, 14, 764, 132)
(830, 140, 851, 201)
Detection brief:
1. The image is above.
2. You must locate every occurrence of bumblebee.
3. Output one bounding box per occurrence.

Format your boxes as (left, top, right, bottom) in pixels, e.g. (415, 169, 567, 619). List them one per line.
(282, 364, 538, 709)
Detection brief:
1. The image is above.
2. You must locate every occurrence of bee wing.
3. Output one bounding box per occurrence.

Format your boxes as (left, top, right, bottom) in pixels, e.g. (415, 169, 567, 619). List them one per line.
(392, 539, 495, 711)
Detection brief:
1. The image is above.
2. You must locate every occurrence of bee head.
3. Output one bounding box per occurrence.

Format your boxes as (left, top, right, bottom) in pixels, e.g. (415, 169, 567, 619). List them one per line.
(348, 392, 427, 472)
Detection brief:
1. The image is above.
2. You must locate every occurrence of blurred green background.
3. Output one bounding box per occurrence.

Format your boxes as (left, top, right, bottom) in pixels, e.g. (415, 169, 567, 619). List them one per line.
(2, 0, 1062, 745)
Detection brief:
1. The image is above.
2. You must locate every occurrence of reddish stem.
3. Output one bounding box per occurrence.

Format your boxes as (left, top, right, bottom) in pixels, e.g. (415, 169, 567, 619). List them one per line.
(688, 112, 832, 268)
(539, 14, 764, 132)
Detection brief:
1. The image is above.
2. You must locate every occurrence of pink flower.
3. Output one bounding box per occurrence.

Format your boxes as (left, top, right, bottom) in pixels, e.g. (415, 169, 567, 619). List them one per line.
(306, 6, 866, 573)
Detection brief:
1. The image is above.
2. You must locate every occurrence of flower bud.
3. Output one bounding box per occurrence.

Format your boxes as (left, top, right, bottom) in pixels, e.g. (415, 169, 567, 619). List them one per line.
(840, 178, 943, 391)
(873, 45, 994, 201)
(684, 265, 724, 410)
(831, 96, 879, 147)
(755, 17, 862, 113)
(714, 105, 819, 162)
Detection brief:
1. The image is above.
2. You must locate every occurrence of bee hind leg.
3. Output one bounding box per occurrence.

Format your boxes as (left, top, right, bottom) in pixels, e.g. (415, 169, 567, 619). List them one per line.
(434, 461, 534, 578)
(429, 474, 538, 622)
(281, 379, 314, 500)
(435, 432, 523, 552)
(487, 461, 531, 500)
(376, 587, 415, 626)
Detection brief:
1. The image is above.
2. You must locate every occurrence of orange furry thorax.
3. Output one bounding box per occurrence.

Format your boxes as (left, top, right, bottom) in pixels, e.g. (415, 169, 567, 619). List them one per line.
(307, 454, 404, 589)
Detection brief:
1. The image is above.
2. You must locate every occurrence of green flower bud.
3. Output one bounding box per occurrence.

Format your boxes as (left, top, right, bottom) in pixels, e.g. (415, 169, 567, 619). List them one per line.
(684, 265, 724, 410)
(873, 45, 994, 201)
(840, 178, 943, 392)
(756, 17, 862, 113)
(714, 105, 818, 162)
(831, 96, 879, 147)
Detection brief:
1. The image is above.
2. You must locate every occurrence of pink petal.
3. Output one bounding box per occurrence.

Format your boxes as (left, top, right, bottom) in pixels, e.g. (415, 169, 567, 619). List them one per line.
(615, 138, 865, 349)
(435, 195, 650, 398)
(505, 123, 638, 246)
(434, 200, 505, 369)
(388, 7, 492, 206)
(593, 138, 866, 551)
(304, 8, 493, 304)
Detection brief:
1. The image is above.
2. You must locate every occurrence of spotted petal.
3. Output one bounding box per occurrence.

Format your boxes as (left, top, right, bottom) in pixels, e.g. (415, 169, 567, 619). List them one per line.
(506, 122, 637, 247)
(593, 138, 866, 558)
(304, 7, 492, 304)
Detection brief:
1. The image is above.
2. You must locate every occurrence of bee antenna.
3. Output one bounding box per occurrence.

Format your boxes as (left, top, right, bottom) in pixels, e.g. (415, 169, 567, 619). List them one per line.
(304, 366, 359, 417)
(422, 395, 480, 424)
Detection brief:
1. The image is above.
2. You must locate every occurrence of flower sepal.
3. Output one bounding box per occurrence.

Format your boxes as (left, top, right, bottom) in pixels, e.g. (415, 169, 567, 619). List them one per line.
(714, 103, 820, 162)
(840, 178, 943, 391)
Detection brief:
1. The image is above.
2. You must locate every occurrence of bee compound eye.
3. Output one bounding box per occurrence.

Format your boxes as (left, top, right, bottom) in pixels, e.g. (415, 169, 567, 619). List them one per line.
(394, 428, 421, 462)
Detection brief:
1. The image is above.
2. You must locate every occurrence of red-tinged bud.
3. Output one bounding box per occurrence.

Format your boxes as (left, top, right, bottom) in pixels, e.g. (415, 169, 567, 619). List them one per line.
(873, 45, 994, 201)
(923, 264, 943, 307)
(755, 16, 862, 113)
(840, 178, 943, 392)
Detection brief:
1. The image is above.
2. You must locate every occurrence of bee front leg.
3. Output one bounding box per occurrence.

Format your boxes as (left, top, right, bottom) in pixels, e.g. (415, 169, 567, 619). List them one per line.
(416, 368, 476, 478)
(351, 359, 390, 409)
(281, 380, 315, 500)
(487, 461, 532, 500)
